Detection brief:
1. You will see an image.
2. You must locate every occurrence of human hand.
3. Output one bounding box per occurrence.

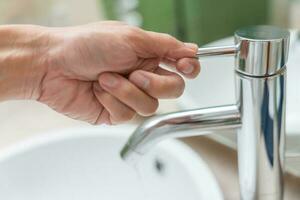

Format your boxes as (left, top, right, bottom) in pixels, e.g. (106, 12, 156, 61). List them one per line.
(40, 21, 200, 124)
(0, 22, 200, 124)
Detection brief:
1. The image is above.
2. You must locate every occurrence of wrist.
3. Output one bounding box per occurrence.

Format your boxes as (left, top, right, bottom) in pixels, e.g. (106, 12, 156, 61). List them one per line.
(0, 25, 50, 101)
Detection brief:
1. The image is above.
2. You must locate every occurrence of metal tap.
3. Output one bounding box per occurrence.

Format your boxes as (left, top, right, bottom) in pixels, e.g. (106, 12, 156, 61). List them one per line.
(121, 25, 290, 200)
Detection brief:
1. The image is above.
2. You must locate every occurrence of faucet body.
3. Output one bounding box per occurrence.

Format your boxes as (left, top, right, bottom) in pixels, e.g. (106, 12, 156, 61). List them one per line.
(236, 71, 286, 200)
(121, 26, 290, 200)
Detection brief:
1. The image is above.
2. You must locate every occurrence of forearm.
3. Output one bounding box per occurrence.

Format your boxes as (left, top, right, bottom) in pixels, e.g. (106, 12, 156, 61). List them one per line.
(0, 25, 49, 101)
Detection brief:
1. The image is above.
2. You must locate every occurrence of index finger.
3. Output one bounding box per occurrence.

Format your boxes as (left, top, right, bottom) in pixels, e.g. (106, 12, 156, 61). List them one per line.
(129, 68, 185, 99)
(145, 31, 198, 59)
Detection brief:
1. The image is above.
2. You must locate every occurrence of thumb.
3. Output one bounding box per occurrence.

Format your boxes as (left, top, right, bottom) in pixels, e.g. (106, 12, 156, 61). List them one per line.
(145, 31, 198, 59)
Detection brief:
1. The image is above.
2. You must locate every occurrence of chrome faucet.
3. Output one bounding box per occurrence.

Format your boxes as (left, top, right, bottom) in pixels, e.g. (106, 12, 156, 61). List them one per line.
(121, 26, 290, 200)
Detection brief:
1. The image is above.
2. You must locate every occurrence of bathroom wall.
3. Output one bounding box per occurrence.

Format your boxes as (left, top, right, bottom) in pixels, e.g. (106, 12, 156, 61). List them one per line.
(0, 0, 103, 26)
(289, 0, 300, 29)
(269, 0, 300, 29)
(1, 0, 298, 36)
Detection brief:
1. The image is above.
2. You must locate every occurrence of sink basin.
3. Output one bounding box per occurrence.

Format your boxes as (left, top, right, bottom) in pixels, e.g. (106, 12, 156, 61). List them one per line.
(0, 125, 223, 200)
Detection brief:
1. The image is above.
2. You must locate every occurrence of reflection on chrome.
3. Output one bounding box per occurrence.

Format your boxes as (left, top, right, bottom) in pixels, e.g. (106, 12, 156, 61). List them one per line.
(121, 26, 290, 200)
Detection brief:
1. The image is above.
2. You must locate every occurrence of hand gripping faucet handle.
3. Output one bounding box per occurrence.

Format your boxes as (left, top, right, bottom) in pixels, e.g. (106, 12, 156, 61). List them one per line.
(121, 25, 290, 200)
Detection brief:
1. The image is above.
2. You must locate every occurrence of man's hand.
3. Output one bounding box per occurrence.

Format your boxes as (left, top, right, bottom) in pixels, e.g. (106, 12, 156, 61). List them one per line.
(0, 22, 200, 125)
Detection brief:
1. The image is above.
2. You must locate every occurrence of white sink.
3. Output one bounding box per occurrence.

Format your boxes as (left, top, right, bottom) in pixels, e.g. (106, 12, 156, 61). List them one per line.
(0, 125, 223, 200)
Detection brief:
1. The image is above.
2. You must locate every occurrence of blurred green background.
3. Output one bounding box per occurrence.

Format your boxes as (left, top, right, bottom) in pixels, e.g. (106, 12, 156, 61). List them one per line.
(1, 0, 298, 45)
(101, 0, 269, 45)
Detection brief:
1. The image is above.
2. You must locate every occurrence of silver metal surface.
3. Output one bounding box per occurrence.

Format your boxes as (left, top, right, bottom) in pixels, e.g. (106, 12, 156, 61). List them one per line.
(121, 26, 290, 200)
(196, 45, 237, 57)
(235, 26, 290, 77)
(196, 25, 290, 77)
(236, 70, 286, 200)
(121, 105, 241, 160)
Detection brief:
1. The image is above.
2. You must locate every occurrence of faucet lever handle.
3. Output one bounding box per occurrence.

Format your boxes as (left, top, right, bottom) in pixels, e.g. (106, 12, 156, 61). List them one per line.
(196, 45, 238, 58)
(196, 26, 290, 77)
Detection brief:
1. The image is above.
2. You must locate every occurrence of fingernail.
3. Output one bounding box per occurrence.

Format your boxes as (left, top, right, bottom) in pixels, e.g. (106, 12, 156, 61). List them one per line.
(101, 74, 118, 88)
(184, 42, 198, 50)
(182, 65, 194, 74)
(132, 73, 150, 89)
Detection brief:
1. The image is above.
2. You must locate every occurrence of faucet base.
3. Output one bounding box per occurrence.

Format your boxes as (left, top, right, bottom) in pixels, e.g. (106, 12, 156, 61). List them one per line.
(236, 70, 286, 200)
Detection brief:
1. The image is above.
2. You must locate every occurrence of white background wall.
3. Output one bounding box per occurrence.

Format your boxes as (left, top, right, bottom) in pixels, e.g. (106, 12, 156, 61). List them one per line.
(0, 0, 105, 26)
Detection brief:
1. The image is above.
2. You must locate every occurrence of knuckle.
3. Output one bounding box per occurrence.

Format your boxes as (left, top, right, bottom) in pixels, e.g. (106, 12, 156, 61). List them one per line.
(162, 33, 177, 44)
(128, 70, 142, 82)
(162, 33, 173, 40)
(124, 26, 143, 41)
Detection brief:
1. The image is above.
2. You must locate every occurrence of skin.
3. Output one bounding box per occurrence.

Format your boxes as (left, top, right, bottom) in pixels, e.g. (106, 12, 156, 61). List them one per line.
(0, 21, 200, 125)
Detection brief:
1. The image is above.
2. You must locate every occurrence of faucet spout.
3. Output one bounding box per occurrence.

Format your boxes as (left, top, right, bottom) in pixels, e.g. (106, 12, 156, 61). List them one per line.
(121, 105, 241, 161)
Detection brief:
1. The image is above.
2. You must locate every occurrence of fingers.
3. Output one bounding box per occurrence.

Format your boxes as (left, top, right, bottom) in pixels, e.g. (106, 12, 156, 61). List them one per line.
(176, 57, 201, 78)
(160, 57, 201, 79)
(145, 31, 198, 59)
(93, 83, 136, 124)
(125, 27, 200, 78)
(129, 68, 185, 99)
(98, 73, 158, 116)
(96, 108, 111, 125)
(169, 42, 198, 59)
